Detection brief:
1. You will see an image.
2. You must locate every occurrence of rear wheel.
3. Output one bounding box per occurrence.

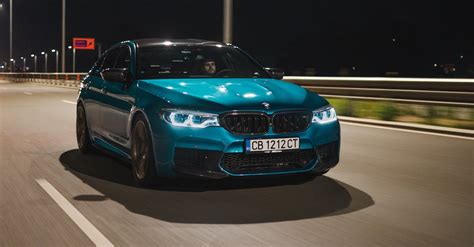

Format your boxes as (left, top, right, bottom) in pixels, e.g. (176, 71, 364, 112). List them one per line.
(76, 104, 95, 154)
(131, 115, 158, 186)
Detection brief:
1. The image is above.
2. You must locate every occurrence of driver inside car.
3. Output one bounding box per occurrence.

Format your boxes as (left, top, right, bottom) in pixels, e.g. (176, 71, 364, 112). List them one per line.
(202, 59, 217, 75)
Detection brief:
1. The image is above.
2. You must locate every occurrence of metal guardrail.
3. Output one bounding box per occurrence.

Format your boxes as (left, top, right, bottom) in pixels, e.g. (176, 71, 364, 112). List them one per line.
(0, 72, 86, 88)
(1, 73, 473, 108)
(285, 76, 474, 107)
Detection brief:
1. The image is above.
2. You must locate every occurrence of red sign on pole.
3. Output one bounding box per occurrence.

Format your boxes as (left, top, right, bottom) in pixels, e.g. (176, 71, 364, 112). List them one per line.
(73, 38, 95, 50)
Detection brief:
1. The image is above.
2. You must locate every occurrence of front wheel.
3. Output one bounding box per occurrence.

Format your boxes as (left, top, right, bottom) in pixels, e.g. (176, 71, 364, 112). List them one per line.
(76, 104, 95, 154)
(131, 115, 158, 186)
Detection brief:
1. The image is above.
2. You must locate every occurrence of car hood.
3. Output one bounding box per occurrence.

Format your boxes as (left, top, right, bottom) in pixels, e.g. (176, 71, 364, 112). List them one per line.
(138, 78, 329, 112)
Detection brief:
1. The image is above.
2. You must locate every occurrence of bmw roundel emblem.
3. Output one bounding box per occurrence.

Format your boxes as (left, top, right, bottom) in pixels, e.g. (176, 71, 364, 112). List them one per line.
(262, 102, 270, 109)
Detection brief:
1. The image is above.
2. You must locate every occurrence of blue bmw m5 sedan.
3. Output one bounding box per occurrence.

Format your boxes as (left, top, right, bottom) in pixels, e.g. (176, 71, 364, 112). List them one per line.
(76, 39, 340, 185)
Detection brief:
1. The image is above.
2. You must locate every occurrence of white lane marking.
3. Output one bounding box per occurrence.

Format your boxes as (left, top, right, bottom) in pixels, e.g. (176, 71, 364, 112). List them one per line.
(24, 92, 33, 95)
(35, 179, 114, 247)
(62, 100, 76, 105)
(340, 121, 474, 140)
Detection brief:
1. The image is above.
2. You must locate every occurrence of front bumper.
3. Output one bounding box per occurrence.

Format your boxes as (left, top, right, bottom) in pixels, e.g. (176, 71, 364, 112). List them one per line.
(150, 117, 341, 178)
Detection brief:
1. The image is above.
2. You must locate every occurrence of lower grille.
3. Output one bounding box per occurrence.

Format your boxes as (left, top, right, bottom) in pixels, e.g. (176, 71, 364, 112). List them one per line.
(316, 141, 338, 163)
(220, 150, 316, 174)
(174, 148, 222, 171)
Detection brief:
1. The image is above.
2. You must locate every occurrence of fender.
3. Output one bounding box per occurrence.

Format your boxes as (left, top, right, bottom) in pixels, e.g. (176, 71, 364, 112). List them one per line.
(128, 107, 158, 166)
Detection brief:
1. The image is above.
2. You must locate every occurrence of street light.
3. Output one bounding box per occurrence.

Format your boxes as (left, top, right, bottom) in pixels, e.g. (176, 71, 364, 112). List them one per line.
(68, 45, 76, 72)
(41, 51, 48, 72)
(10, 58, 15, 71)
(20, 56, 26, 71)
(30, 54, 37, 72)
(51, 49, 59, 73)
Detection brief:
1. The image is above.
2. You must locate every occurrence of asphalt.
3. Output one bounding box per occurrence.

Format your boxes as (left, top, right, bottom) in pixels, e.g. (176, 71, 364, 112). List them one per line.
(0, 81, 472, 247)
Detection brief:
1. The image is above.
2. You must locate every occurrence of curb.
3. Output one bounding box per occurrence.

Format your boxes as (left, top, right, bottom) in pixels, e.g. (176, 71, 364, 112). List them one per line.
(338, 116, 474, 138)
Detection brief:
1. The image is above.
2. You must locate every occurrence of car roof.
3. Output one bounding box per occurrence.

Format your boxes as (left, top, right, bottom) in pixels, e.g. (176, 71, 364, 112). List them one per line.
(133, 38, 226, 47)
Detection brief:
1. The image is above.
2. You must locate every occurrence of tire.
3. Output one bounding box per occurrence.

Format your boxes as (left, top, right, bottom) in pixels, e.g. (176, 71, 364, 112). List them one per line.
(76, 104, 95, 154)
(131, 115, 158, 186)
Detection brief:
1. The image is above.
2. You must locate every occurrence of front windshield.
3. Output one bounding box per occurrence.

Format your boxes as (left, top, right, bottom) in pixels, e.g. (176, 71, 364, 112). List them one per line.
(137, 45, 271, 79)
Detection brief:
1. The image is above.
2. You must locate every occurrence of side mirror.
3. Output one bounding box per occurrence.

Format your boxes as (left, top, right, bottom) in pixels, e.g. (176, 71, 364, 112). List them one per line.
(264, 68, 285, 80)
(101, 68, 130, 83)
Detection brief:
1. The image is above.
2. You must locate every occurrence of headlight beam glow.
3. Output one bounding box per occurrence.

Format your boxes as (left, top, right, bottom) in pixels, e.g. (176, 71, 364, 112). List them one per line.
(312, 106, 338, 124)
(162, 109, 220, 128)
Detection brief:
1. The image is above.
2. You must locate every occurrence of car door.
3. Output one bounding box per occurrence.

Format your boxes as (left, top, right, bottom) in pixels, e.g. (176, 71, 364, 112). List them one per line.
(89, 48, 120, 140)
(100, 45, 135, 149)
(82, 53, 109, 139)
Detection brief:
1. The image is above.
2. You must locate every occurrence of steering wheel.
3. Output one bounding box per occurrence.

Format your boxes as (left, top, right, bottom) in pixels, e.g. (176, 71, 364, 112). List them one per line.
(214, 69, 233, 77)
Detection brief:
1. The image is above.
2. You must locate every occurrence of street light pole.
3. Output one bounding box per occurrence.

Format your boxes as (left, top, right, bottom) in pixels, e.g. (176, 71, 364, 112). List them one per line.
(223, 0, 233, 44)
(10, 0, 13, 71)
(69, 46, 76, 72)
(30, 54, 37, 72)
(41, 52, 48, 72)
(61, 0, 66, 72)
(73, 48, 76, 72)
(20, 56, 25, 71)
(97, 43, 102, 57)
(10, 58, 15, 71)
(52, 49, 59, 72)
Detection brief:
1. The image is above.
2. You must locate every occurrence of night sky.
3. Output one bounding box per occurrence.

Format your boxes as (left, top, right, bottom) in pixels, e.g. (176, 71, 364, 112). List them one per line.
(0, 0, 472, 77)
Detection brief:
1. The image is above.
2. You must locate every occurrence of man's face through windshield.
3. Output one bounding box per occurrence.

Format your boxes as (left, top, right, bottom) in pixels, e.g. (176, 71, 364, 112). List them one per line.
(203, 60, 216, 74)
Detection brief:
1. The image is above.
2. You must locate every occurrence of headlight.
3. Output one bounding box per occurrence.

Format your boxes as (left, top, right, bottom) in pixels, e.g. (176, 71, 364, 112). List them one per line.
(312, 106, 337, 124)
(161, 109, 220, 128)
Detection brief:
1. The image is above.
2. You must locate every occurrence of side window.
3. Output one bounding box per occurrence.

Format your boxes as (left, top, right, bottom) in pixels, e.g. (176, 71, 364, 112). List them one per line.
(102, 49, 119, 70)
(115, 46, 131, 69)
(96, 56, 105, 67)
(88, 55, 105, 76)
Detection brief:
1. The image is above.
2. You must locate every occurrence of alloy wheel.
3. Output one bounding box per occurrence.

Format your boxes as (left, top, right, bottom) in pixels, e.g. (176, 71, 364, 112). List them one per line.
(76, 106, 87, 149)
(132, 121, 149, 180)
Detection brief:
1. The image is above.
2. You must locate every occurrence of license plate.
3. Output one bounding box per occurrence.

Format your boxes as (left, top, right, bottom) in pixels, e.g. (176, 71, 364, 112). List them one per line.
(245, 137, 300, 153)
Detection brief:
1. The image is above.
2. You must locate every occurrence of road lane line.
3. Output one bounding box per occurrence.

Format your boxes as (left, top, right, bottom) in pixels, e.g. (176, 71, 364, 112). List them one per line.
(341, 121, 474, 140)
(23, 92, 33, 95)
(35, 179, 113, 247)
(62, 100, 76, 105)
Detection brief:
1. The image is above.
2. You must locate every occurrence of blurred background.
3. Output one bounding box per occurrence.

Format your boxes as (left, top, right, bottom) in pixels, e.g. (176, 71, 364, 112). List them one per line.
(0, 0, 472, 129)
(0, 2, 472, 245)
(0, 0, 472, 77)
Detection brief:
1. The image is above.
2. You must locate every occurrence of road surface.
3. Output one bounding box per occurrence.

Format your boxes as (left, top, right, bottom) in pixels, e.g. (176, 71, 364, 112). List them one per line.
(0, 81, 472, 246)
